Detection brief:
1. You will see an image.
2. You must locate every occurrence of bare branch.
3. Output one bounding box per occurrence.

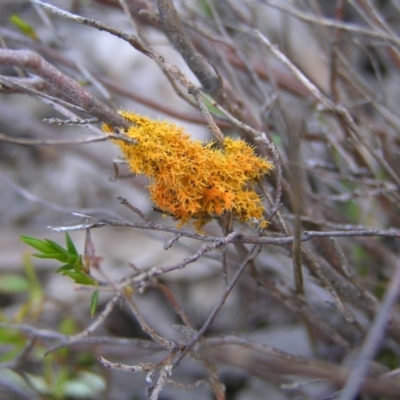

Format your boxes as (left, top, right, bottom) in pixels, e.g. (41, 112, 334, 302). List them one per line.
(156, 0, 222, 97)
(262, 1, 400, 47)
(339, 258, 400, 400)
(0, 49, 129, 128)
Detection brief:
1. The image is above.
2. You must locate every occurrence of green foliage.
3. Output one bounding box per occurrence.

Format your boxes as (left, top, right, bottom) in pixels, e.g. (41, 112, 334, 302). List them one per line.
(201, 95, 225, 117)
(335, 199, 360, 224)
(353, 245, 369, 277)
(377, 348, 400, 370)
(22, 357, 105, 399)
(0, 326, 26, 362)
(20, 233, 97, 286)
(22, 253, 43, 305)
(90, 290, 99, 317)
(9, 14, 38, 39)
(0, 251, 104, 399)
(0, 273, 30, 293)
(197, 0, 213, 18)
(270, 132, 283, 148)
(0, 254, 45, 362)
(58, 316, 78, 336)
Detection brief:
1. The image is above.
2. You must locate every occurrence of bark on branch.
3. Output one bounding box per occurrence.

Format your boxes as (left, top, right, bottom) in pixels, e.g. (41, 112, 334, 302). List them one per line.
(0, 49, 129, 129)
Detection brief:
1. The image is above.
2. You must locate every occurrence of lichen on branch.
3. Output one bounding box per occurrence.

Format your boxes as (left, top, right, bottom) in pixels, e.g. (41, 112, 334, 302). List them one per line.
(103, 111, 273, 229)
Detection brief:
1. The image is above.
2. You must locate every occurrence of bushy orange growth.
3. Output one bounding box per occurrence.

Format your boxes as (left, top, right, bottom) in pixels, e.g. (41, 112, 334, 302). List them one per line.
(103, 111, 273, 229)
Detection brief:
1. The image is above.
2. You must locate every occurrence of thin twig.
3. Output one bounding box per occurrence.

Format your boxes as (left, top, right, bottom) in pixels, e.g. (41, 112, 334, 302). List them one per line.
(156, 0, 221, 97)
(48, 216, 400, 244)
(45, 294, 121, 354)
(254, 29, 400, 188)
(0, 322, 161, 350)
(339, 258, 400, 400)
(261, 1, 400, 47)
(0, 49, 129, 128)
(173, 244, 261, 368)
(0, 131, 109, 146)
(98, 356, 155, 373)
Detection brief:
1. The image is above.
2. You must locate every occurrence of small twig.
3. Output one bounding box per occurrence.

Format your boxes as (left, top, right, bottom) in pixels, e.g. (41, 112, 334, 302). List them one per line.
(339, 258, 400, 400)
(261, 1, 400, 47)
(124, 296, 177, 351)
(0, 48, 129, 128)
(302, 248, 357, 325)
(0, 75, 48, 93)
(0, 173, 124, 220)
(149, 365, 172, 400)
(0, 322, 161, 350)
(255, 29, 400, 188)
(98, 76, 229, 126)
(257, 132, 283, 219)
(192, 89, 225, 145)
(173, 244, 261, 368)
(45, 294, 121, 354)
(382, 368, 400, 380)
(251, 271, 351, 349)
(155, 283, 193, 328)
(163, 234, 182, 250)
(98, 356, 155, 373)
(44, 117, 99, 125)
(156, 0, 221, 97)
(0, 131, 111, 146)
(48, 217, 400, 245)
(0, 75, 88, 113)
(118, 196, 150, 222)
(28, 0, 197, 98)
(0, 338, 37, 370)
(329, 237, 353, 278)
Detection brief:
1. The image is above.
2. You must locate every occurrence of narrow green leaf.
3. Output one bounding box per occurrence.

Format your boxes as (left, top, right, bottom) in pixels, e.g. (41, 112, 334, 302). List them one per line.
(73, 274, 97, 286)
(9, 14, 37, 39)
(20, 236, 55, 254)
(0, 274, 30, 293)
(22, 253, 43, 302)
(32, 253, 69, 262)
(202, 95, 225, 117)
(60, 271, 97, 286)
(22, 235, 80, 264)
(65, 233, 78, 257)
(90, 290, 99, 317)
(57, 264, 75, 272)
(44, 239, 70, 257)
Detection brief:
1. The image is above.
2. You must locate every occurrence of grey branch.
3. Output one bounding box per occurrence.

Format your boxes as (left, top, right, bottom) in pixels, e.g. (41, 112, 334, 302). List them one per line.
(0, 49, 129, 129)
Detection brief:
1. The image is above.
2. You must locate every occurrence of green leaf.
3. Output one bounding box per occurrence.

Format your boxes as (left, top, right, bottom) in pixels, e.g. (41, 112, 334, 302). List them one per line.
(202, 95, 225, 117)
(43, 239, 70, 258)
(21, 235, 80, 265)
(65, 233, 78, 257)
(59, 316, 78, 336)
(0, 327, 25, 346)
(32, 253, 69, 262)
(20, 236, 56, 254)
(90, 290, 99, 317)
(21, 234, 92, 285)
(9, 14, 37, 39)
(22, 253, 43, 303)
(1, 346, 26, 363)
(0, 274, 30, 293)
(60, 270, 97, 286)
(57, 264, 75, 272)
(271, 132, 283, 148)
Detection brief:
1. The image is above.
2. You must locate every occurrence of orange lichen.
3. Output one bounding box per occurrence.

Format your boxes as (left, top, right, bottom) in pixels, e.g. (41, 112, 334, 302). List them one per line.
(103, 111, 273, 229)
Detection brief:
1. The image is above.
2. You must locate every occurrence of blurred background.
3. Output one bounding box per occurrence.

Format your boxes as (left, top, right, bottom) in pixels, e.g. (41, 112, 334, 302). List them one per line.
(1, 1, 400, 399)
